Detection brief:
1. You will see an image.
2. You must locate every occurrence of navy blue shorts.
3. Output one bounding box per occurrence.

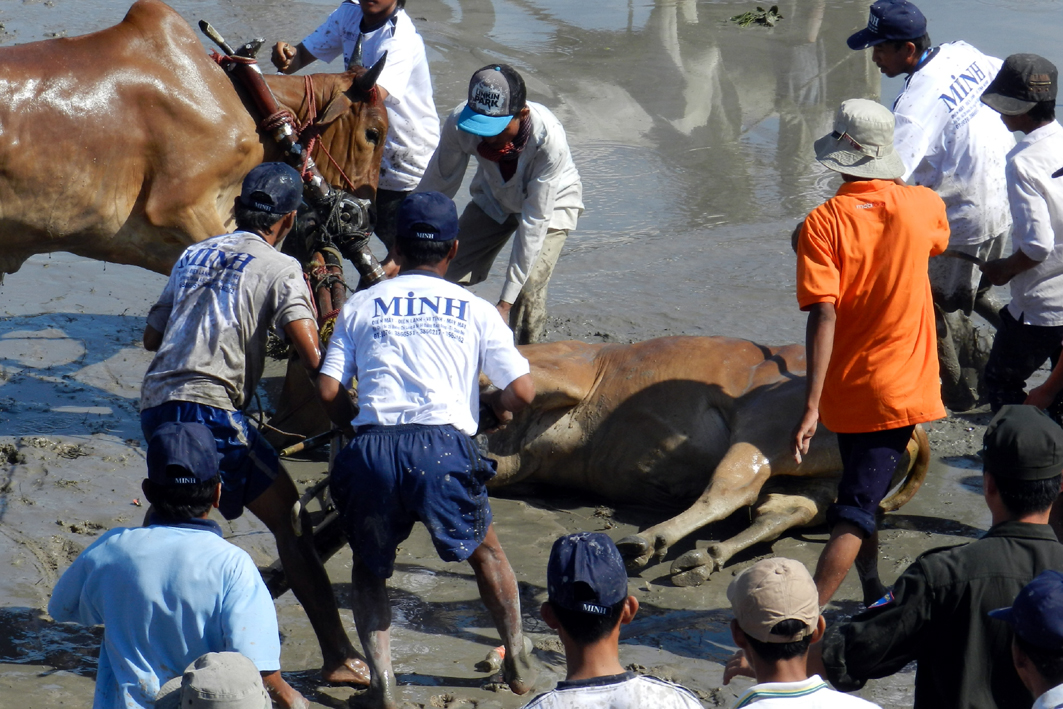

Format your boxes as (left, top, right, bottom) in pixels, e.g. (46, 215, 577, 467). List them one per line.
(141, 401, 279, 520)
(827, 425, 915, 536)
(330, 424, 496, 579)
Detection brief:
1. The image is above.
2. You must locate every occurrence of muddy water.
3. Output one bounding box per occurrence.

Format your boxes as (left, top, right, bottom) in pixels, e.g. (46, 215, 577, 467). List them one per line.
(0, 0, 1059, 707)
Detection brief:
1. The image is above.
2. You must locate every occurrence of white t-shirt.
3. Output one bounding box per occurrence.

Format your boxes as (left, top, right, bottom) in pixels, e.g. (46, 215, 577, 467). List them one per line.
(417, 101, 584, 303)
(892, 41, 1013, 246)
(141, 232, 316, 412)
(1004, 121, 1063, 326)
(320, 271, 529, 435)
(1033, 683, 1063, 709)
(302, 1, 439, 192)
(524, 672, 702, 709)
(732, 675, 881, 708)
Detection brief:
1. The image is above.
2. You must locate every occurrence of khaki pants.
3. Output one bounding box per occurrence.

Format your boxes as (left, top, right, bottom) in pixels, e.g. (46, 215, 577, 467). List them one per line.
(445, 201, 567, 345)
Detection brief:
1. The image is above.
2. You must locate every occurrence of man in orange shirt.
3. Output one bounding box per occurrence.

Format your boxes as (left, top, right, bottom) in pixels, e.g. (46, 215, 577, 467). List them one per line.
(792, 99, 949, 607)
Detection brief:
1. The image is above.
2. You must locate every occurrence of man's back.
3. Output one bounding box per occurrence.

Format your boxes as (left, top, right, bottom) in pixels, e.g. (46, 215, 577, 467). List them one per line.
(823, 521, 1063, 708)
(48, 522, 279, 709)
(524, 672, 701, 709)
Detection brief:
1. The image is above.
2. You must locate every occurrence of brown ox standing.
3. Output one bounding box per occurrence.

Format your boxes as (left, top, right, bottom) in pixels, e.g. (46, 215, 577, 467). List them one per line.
(0, 0, 386, 279)
(482, 336, 928, 599)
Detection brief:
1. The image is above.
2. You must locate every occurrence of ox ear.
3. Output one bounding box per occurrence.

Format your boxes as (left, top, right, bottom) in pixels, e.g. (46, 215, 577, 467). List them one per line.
(354, 51, 387, 95)
(318, 93, 354, 127)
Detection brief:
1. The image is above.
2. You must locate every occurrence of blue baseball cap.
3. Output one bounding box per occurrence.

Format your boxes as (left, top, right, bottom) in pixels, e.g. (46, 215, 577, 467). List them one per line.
(396, 192, 459, 242)
(547, 532, 628, 616)
(989, 570, 1063, 651)
(847, 0, 927, 50)
(457, 65, 527, 137)
(239, 162, 303, 215)
(147, 422, 221, 485)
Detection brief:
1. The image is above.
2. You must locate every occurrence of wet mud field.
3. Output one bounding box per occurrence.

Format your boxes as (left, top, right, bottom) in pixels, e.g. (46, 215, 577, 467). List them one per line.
(2, 0, 1063, 706)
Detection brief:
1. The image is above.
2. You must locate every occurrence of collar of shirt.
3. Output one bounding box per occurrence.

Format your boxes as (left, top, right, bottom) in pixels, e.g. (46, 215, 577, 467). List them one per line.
(984, 520, 1059, 542)
(147, 513, 224, 537)
(1019, 120, 1063, 150)
(1033, 684, 1063, 709)
(733, 675, 829, 708)
(834, 179, 896, 197)
(554, 671, 636, 691)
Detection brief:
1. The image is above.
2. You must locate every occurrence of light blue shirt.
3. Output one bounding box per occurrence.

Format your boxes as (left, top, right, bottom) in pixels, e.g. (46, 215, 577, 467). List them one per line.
(47, 518, 280, 709)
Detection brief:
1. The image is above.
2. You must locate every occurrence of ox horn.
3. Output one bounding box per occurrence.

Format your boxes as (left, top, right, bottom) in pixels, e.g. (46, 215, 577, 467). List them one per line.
(356, 51, 388, 93)
(346, 35, 364, 71)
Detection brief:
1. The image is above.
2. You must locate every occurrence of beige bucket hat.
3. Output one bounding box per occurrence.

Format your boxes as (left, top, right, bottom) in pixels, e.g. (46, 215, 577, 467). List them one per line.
(155, 652, 270, 709)
(727, 558, 820, 643)
(814, 99, 906, 180)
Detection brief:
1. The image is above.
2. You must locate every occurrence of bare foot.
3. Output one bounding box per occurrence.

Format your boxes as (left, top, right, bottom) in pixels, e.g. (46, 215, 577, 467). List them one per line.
(263, 671, 309, 709)
(322, 655, 372, 686)
(348, 682, 398, 709)
(502, 636, 537, 695)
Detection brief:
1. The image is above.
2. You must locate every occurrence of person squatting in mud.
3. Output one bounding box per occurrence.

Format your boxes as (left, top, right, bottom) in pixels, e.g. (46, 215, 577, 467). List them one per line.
(49, 422, 304, 709)
(416, 64, 584, 345)
(138, 163, 371, 688)
(316, 191, 538, 709)
(846, 0, 1014, 411)
(272, 0, 439, 252)
(977, 55, 1063, 425)
(791, 98, 948, 607)
(524, 532, 702, 709)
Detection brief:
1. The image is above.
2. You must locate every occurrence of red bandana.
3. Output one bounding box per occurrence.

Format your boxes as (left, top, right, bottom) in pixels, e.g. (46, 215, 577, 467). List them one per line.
(477, 114, 532, 182)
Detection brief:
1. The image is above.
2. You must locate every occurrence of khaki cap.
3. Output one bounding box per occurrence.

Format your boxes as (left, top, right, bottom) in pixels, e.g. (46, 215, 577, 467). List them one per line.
(727, 558, 820, 643)
(155, 653, 271, 709)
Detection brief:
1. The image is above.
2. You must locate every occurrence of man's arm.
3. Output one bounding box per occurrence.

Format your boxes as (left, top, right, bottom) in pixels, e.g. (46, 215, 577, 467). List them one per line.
(792, 302, 835, 464)
(415, 107, 471, 197)
(481, 373, 534, 428)
(143, 324, 163, 352)
(980, 250, 1041, 287)
(316, 374, 357, 436)
(283, 319, 323, 374)
(271, 42, 318, 74)
(1027, 354, 1063, 409)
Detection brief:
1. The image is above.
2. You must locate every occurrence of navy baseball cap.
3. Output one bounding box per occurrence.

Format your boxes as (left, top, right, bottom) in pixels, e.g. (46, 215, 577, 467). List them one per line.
(396, 192, 459, 242)
(847, 0, 927, 50)
(982, 405, 1063, 481)
(147, 422, 221, 485)
(547, 532, 628, 616)
(457, 65, 527, 137)
(239, 162, 303, 215)
(989, 570, 1063, 651)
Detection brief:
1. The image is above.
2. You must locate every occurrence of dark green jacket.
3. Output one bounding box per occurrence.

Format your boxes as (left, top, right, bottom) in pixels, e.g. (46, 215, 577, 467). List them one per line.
(822, 521, 1063, 709)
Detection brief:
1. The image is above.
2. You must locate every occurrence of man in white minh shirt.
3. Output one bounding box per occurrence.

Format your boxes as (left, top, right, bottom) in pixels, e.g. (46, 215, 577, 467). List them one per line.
(417, 64, 583, 345)
(990, 570, 1063, 709)
(846, 0, 1014, 410)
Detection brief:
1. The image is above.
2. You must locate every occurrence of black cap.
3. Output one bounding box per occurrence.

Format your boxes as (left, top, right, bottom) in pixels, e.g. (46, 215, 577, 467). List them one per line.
(982, 405, 1063, 481)
(847, 0, 927, 50)
(981, 54, 1058, 116)
(547, 532, 628, 616)
(989, 570, 1063, 652)
(239, 162, 303, 215)
(147, 422, 221, 485)
(397, 192, 459, 242)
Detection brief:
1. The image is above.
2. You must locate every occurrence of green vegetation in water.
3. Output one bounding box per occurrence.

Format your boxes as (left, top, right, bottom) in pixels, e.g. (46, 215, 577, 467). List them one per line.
(730, 5, 784, 28)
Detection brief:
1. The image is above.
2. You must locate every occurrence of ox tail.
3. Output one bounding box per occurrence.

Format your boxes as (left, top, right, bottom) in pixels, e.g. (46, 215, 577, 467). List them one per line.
(878, 424, 930, 513)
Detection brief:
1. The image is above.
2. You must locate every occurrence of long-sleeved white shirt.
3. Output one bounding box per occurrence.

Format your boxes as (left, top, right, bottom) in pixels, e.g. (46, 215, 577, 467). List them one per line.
(417, 101, 583, 303)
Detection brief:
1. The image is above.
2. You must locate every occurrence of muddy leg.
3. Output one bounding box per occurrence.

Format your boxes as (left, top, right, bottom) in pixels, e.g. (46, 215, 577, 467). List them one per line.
(854, 529, 888, 606)
(349, 556, 397, 709)
(467, 524, 536, 695)
(510, 228, 566, 345)
(247, 471, 370, 685)
(812, 521, 865, 606)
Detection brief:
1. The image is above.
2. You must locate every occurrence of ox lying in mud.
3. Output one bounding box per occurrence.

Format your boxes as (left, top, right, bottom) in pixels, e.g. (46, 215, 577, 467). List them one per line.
(482, 336, 929, 587)
(0, 0, 386, 277)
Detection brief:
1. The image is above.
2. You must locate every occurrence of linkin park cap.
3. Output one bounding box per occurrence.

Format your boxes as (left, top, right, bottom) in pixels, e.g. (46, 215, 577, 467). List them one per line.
(239, 162, 303, 215)
(457, 64, 527, 137)
(847, 0, 927, 50)
(147, 422, 220, 485)
(989, 570, 1063, 652)
(728, 558, 820, 644)
(547, 532, 628, 616)
(981, 54, 1058, 116)
(396, 192, 459, 242)
(982, 405, 1063, 481)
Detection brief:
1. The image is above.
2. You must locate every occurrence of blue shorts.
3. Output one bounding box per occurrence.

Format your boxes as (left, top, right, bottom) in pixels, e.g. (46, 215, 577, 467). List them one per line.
(141, 401, 280, 520)
(827, 425, 915, 536)
(330, 424, 496, 579)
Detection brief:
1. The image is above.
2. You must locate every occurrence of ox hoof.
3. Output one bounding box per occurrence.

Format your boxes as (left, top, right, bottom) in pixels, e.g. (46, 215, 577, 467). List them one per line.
(615, 535, 655, 573)
(669, 548, 721, 587)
